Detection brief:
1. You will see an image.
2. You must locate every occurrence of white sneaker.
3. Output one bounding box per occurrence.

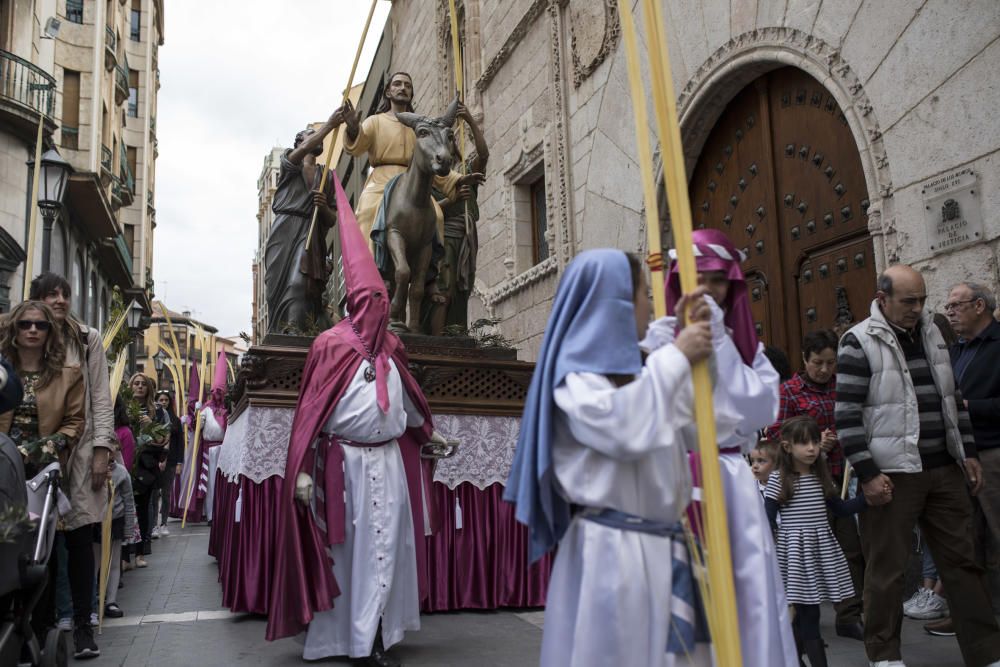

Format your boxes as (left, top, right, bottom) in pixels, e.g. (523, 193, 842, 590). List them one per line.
(908, 590, 949, 620)
(902, 587, 929, 616)
(89, 612, 98, 626)
(157, 523, 170, 537)
(870, 661, 907, 667)
(151, 525, 160, 539)
(56, 617, 72, 632)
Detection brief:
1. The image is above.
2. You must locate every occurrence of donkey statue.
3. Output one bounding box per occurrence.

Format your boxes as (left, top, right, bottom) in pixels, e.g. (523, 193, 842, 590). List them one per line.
(376, 98, 462, 332)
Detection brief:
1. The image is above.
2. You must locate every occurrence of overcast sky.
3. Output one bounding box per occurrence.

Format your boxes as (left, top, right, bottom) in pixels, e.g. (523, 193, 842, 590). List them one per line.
(152, 1, 391, 337)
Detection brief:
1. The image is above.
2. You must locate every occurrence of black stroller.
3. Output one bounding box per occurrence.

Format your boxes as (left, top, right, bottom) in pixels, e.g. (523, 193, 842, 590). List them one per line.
(0, 434, 68, 667)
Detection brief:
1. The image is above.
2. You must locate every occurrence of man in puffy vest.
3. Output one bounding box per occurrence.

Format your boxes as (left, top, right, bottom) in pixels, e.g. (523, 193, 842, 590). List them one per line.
(835, 264, 1000, 667)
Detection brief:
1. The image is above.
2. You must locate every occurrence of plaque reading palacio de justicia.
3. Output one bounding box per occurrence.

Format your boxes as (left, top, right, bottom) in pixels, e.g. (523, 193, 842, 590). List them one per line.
(921, 168, 984, 255)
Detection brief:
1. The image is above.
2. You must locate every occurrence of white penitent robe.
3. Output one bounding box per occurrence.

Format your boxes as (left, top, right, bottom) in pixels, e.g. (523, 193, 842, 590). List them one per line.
(647, 311, 797, 667)
(201, 407, 225, 522)
(540, 343, 713, 667)
(302, 359, 426, 660)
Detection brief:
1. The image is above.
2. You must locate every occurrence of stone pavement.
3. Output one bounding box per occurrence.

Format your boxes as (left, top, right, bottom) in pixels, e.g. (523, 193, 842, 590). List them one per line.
(83, 522, 967, 666)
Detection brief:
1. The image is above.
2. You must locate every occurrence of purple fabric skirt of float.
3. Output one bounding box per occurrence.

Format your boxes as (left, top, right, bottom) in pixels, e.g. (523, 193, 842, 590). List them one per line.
(422, 482, 553, 611)
(209, 470, 283, 615)
(209, 470, 552, 614)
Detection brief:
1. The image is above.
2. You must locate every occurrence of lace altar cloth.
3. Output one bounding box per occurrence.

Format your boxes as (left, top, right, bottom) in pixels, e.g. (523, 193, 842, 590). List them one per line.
(216, 406, 520, 488)
(216, 406, 295, 484)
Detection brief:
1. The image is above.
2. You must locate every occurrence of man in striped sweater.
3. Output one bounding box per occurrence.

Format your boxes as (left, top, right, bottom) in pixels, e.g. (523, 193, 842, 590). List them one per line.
(835, 264, 1000, 667)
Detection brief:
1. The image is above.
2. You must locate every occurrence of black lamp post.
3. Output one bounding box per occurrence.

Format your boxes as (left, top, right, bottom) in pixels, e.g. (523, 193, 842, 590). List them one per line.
(153, 351, 165, 390)
(125, 299, 144, 375)
(27, 148, 73, 273)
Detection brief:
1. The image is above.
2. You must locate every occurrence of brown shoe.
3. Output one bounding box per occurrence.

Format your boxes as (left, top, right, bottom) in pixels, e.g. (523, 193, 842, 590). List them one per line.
(924, 616, 956, 636)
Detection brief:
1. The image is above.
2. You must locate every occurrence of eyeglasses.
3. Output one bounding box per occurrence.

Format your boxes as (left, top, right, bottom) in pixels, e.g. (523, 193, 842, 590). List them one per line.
(944, 299, 978, 312)
(16, 320, 50, 332)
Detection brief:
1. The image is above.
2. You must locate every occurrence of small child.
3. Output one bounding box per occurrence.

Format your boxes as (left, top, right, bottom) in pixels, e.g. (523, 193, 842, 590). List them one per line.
(93, 458, 137, 619)
(750, 440, 779, 494)
(764, 416, 865, 667)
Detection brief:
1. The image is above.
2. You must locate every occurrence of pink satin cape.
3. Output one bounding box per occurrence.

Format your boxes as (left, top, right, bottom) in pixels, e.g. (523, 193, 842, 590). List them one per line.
(264, 326, 435, 641)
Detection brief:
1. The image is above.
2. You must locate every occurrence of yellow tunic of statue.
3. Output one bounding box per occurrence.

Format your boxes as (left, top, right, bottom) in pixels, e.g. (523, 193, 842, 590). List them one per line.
(344, 112, 461, 251)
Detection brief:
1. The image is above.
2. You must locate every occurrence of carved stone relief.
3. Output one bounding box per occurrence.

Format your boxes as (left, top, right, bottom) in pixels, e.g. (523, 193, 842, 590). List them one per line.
(568, 0, 620, 87)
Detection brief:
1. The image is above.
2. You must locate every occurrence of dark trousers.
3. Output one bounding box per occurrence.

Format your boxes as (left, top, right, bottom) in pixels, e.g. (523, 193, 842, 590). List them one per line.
(134, 491, 153, 555)
(793, 603, 822, 640)
(158, 465, 176, 525)
(859, 465, 1000, 666)
(31, 524, 95, 635)
(831, 511, 865, 624)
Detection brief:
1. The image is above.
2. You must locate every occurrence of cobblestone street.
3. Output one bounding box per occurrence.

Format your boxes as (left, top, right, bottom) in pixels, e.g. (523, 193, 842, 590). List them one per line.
(79, 522, 966, 666)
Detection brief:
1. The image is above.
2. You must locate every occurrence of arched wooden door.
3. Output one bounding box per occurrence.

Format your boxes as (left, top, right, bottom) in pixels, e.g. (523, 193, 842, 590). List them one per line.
(688, 67, 875, 365)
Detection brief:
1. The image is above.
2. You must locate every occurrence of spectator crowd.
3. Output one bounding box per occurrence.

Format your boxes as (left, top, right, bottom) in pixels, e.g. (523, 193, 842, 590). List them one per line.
(759, 266, 1000, 667)
(0, 272, 187, 660)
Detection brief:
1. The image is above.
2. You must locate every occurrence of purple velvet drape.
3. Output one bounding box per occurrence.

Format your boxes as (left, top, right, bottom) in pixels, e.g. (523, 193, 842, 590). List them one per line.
(210, 473, 551, 615)
(210, 470, 283, 615)
(422, 482, 552, 612)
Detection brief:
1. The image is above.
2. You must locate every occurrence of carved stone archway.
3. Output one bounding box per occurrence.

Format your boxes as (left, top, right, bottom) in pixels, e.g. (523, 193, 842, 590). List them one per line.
(654, 28, 896, 270)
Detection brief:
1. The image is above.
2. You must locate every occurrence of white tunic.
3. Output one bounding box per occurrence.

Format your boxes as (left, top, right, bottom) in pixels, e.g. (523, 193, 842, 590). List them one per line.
(647, 308, 798, 667)
(303, 358, 426, 660)
(541, 343, 712, 667)
(201, 407, 225, 521)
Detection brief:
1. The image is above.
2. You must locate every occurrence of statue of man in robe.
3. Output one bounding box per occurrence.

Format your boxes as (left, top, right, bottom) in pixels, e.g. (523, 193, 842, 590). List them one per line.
(340, 72, 482, 251)
(263, 108, 346, 335)
(425, 101, 489, 335)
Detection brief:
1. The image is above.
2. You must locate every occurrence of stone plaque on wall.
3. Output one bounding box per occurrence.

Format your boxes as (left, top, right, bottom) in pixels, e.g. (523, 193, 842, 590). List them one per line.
(921, 168, 984, 254)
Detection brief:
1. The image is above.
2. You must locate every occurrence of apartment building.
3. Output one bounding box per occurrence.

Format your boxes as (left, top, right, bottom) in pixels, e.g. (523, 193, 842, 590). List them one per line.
(0, 0, 162, 323)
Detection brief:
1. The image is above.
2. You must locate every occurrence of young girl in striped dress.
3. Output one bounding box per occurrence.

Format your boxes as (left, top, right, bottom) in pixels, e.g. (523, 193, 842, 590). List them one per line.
(765, 415, 866, 667)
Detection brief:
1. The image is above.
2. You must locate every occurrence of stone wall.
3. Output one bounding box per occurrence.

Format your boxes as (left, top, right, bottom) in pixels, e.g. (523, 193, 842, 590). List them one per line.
(384, 0, 1000, 360)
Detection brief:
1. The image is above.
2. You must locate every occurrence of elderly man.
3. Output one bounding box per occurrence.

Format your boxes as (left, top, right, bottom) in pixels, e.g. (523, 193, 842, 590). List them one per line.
(836, 265, 1000, 667)
(949, 283, 1000, 590)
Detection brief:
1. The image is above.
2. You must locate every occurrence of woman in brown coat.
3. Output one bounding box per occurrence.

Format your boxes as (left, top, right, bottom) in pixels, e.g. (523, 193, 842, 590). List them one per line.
(0, 301, 98, 658)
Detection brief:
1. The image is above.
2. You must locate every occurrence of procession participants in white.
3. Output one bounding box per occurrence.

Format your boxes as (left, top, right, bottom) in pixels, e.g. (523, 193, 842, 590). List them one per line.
(201, 407, 225, 521)
(541, 344, 720, 667)
(302, 357, 426, 660)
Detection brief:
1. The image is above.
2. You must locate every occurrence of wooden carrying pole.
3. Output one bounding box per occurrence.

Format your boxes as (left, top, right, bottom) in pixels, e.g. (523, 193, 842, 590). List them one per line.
(618, 0, 743, 662)
(22, 116, 45, 299)
(304, 0, 379, 253)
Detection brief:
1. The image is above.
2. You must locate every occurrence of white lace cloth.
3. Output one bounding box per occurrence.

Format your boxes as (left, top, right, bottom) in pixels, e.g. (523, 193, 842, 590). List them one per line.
(431, 414, 521, 490)
(216, 406, 521, 489)
(216, 406, 296, 483)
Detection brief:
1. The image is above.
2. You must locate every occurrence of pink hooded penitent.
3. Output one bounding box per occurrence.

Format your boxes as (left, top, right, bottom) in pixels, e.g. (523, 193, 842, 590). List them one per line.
(665, 228, 759, 366)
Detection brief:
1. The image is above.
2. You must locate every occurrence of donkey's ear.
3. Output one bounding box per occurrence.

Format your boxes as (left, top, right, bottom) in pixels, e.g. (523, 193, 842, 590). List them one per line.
(441, 96, 459, 127)
(396, 112, 421, 129)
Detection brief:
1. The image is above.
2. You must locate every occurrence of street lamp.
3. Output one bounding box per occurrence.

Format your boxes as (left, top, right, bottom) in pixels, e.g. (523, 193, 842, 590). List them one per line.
(27, 148, 73, 273)
(125, 299, 144, 376)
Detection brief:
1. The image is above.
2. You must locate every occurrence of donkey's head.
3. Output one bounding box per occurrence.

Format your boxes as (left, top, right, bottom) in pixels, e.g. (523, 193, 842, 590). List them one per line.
(396, 97, 459, 178)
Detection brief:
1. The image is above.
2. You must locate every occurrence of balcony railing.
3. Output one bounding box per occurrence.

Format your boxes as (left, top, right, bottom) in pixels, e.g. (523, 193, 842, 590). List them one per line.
(155, 67, 160, 90)
(149, 115, 156, 136)
(104, 25, 117, 70)
(110, 175, 122, 209)
(114, 64, 128, 105)
(60, 125, 78, 150)
(113, 233, 133, 273)
(147, 189, 154, 210)
(0, 49, 56, 118)
(100, 145, 112, 175)
(120, 142, 134, 206)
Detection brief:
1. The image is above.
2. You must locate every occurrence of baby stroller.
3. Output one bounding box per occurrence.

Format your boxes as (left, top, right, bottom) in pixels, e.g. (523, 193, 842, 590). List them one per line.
(0, 433, 68, 667)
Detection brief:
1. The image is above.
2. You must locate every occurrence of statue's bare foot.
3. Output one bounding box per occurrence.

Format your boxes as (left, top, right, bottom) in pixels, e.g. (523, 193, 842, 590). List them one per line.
(388, 320, 409, 334)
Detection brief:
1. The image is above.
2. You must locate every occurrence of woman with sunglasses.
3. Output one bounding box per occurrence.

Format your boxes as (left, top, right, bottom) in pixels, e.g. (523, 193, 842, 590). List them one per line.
(0, 301, 96, 657)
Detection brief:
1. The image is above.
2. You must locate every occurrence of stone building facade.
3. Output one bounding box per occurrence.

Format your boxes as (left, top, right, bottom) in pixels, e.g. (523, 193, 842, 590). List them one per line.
(0, 0, 163, 324)
(350, 0, 1000, 361)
